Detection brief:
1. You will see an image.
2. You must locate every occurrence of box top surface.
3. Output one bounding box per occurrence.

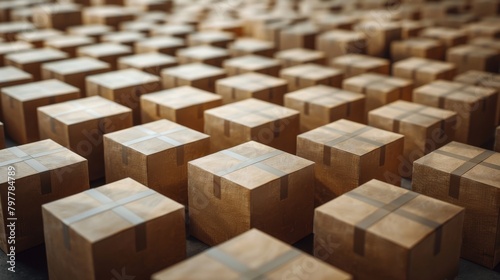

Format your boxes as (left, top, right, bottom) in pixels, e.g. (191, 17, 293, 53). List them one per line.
(217, 72, 286, 90)
(152, 23, 195, 35)
(43, 178, 184, 243)
(152, 229, 351, 280)
(285, 85, 365, 107)
(275, 48, 324, 60)
(224, 55, 280, 70)
(2, 79, 79, 101)
(77, 43, 132, 57)
(188, 30, 235, 42)
(316, 179, 464, 250)
(415, 80, 497, 103)
(17, 29, 63, 41)
(119, 52, 177, 68)
(0, 66, 32, 83)
(332, 54, 389, 67)
(162, 62, 225, 79)
(344, 73, 413, 90)
(394, 57, 456, 74)
(448, 44, 499, 56)
(67, 24, 113, 36)
(177, 45, 229, 59)
(45, 35, 95, 48)
(281, 63, 344, 79)
(42, 57, 110, 74)
(142, 85, 221, 109)
(86, 68, 159, 89)
(0, 21, 35, 33)
(6, 48, 68, 63)
(102, 31, 146, 43)
(137, 36, 184, 48)
(0, 41, 33, 54)
(230, 38, 274, 51)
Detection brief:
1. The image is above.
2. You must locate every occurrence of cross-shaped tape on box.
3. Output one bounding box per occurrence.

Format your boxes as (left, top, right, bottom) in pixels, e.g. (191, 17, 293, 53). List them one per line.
(153, 89, 209, 119)
(288, 65, 338, 88)
(387, 103, 453, 135)
(221, 103, 284, 138)
(357, 75, 404, 100)
(424, 82, 489, 109)
(50, 101, 108, 133)
(227, 76, 278, 102)
(301, 88, 352, 118)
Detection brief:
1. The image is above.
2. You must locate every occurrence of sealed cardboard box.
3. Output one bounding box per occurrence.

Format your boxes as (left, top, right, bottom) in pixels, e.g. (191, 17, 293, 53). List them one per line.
(187, 30, 235, 48)
(83, 6, 136, 27)
(228, 37, 275, 57)
(354, 21, 401, 58)
(279, 22, 320, 50)
(32, 3, 82, 31)
(284, 85, 365, 132)
(330, 54, 390, 79)
(0, 21, 35, 41)
(223, 55, 281, 77)
(368, 100, 457, 178)
(199, 19, 244, 36)
(176, 45, 230, 67)
(153, 229, 352, 280)
(0, 66, 32, 120)
(104, 119, 209, 204)
(2, 79, 80, 144)
(42, 177, 185, 280)
(0, 41, 33, 67)
(343, 73, 413, 120)
(275, 48, 326, 68)
(134, 36, 185, 55)
(469, 37, 500, 53)
(298, 120, 403, 206)
(314, 179, 464, 280)
(161, 63, 226, 93)
(45, 35, 95, 57)
(101, 31, 146, 47)
(316, 29, 366, 60)
(141, 86, 222, 131)
(216, 72, 288, 105)
(391, 38, 445, 61)
(413, 80, 498, 147)
(16, 29, 64, 48)
(67, 24, 113, 42)
(446, 45, 500, 74)
(42, 57, 111, 97)
(420, 27, 468, 48)
(118, 53, 177, 76)
(464, 22, 500, 39)
(393, 57, 456, 87)
(5, 48, 68, 80)
(204, 98, 299, 153)
(0, 139, 89, 253)
(37, 96, 133, 180)
(188, 141, 314, 245)
(413, 142, 500, 268)
(86, 68, 161, 124)
(400, 19, 434, 39)
(280, 63, 343, 92)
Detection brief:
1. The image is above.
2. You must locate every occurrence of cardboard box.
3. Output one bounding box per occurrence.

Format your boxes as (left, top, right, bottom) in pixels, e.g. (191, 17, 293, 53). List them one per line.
(118, 53, 177, 76)
(469, 37, 500, 53)
(151, 24, 195, 39)
(216, 72, 288, 105)
(161, 63, 226, 93)
(228, 37, 275, 57)
(223, 55, 281, 77)
(141, 85, 222, 131)
(400, 19, 433, 39)
(393, 57, 456, 87)
(275, 48, 326, 68)
(368, 100, 457, 178)
(413, 141, 500, 268)
(204, 98, 299, 153)
(2, 79, 80, 144)
(16, 29, 64, 48)
(0, 41, 33, 67)
(42, 57, 111, 97)
(446, 45, 500, 74)
(78, 43, 133, 70)
(343, 73, 413, 120)
(391, 38, 445, 62)
(354, 21, 401, 58)
(101, 31, 146, 47)
(32, 3, 82, 31)
(83, 6, 136, 28)
(134, 36, 185, 55)
(284, 85, 365, 132)
(199, 19, 244, 36)
(5, 48, 68, 80)
(153, 229, 352, 280)
(187, 30, 235, 48)
(279, 22, 320, 50)
(280, 63, 343, 92)
(420, 27, 468, 49)
(44, 35, 94, 57)
(0, 21, 35, 41)
(314, 179, 464, 280)
(37, 96, 133, 180)
(298, 120, 404, 206)
(316, 29, 366, 60)
(464, 22, 500, 39)
(330, 54, 390, 79)
(104, 119, 209, 204)
(67, 24, 113, 42)
(86, 68, 161, 124)
(0, 139, 89, 253)
(0, 66, 32, 120)
(188, 141, 314, 245)
(42, 177, 185, 280)
(413, 80, 498, 147)
(176, 45, 230, 67)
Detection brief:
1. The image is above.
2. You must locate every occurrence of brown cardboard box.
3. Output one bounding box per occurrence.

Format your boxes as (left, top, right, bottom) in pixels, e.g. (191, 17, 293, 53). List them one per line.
(400, 20, 434, 39)
(393, 57, 456, 87)
(204, 98, 299, 153)
(42, 177, 185, 280)
(86, 68, 161, 124)
(134, 36, 185, 55)
(0, 21, 35, 41)
(391, 38, 445, 62)
(37, 96, 133, 180)
(413, 142, 500, 268)
(153, 229, 352, 280)
(67, 24, 113, 42)
(216, 73, 288, 105)
(316, 29, 366, 60)
(188, 141, 314, 245)
(2, 79, 80, 144)
(228, 37, 275, 57)
(101, 31, 146, 47)
(16, 29, 64, 48)
(118, 53, 177, 76)
(141, 86, 222, 131)
(330, 54, 390, 79)
(0, 41, 33, 67)
(354, 21, 401, 58)
(469, 37, 500, 53)
(161, 63, 226, 93)
(314, 179, 465, 280)
(42, 57, 111, 97)
(284, 85, 365, 132)
(176, 45, 230, 67)
(104, 119, 209, 204)
(83, 6, 136, 28)
(32, 3, 82, 31)
(368, 100, 457, 178)
(0, 66, 32, 120)
(343, 73, 413, 120)
(151, 24, 195, 39)
(298, 120, 404, 206)
(275, 48, 326, 68)
(187, 30, 235, 48)
(279, 22, 320, 50)
(280, 63, 343, 92)
(464, 22, 500, 39)
(446, 45, 500, 74)
(5, 48, 68, 80)
(254, 19, 294, 50)
(0, 139, 89, 253)
(420, 27, 468, 49)
(223, 55, 281, 77)
(45, 35, 95, 57)
(413, 80, 498, 147)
